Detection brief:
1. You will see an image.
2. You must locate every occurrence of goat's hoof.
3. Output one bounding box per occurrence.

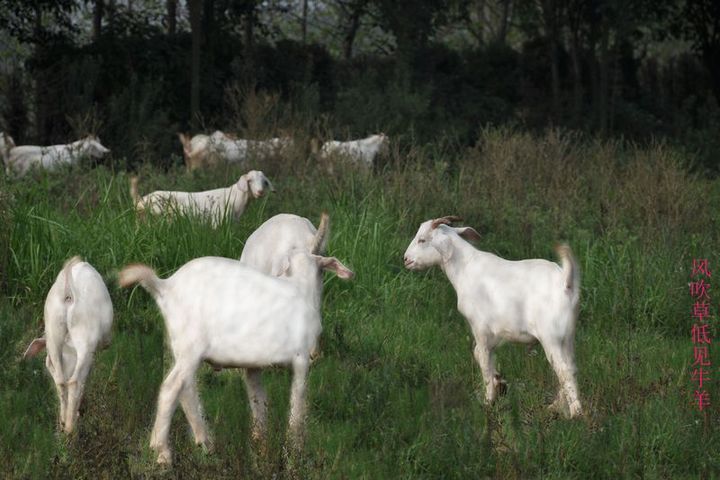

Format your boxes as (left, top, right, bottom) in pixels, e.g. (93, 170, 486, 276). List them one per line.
(199, 438, 214, 454)
(156, 449, 172, 465)
(494, 375, 508, 396)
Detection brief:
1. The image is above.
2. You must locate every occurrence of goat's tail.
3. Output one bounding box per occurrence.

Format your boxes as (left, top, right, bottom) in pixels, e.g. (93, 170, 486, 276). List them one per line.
(2, 132, 13, 175)
(311, 212, 330, 255)
(62, 256, 83, 304)
(555, 243, 580, 300)
(119, 263, 164, 298)
(129, 175, 144, 209)
(177, 132, 191, 156)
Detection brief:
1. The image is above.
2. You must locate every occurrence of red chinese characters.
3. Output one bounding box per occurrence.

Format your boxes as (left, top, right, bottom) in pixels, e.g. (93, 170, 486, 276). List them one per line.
(690, 259, 712, 411)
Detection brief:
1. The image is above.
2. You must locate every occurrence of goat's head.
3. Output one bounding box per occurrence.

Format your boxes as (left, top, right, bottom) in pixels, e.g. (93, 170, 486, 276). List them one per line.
(83, 136, 111, 157)
(403, 216, 480, 270)
(237, 170, 275, 199)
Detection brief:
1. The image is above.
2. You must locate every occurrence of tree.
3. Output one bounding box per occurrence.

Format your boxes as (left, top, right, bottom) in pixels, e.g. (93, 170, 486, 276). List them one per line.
(167, 0, 177, 34)
(682, 0, 720, 101)
(188, 0, 202, 128)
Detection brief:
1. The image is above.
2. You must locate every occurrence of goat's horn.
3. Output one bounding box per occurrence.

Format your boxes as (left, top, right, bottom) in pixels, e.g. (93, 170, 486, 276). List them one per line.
(431, 215, 463, 229)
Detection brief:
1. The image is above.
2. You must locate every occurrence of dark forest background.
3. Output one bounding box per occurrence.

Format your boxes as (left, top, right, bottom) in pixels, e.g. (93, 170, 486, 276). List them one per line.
(1, 0, 719, 170)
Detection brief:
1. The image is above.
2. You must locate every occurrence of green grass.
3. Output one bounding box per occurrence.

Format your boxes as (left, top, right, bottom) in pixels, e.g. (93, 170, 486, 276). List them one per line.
(1, 129, 719, 478)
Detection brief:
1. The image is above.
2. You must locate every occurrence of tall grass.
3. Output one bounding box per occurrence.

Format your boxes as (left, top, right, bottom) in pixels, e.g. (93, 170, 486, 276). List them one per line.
(0, 128, 718, 478)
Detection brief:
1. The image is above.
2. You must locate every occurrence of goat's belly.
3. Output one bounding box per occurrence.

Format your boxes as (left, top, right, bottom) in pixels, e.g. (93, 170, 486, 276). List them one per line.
(204, 342, 308, 368)
(496, 329, 536, 344)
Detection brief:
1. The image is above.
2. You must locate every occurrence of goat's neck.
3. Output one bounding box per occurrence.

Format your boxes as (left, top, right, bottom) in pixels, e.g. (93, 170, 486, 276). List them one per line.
(290, 271, 323, 312)
(439, 235, 478, 291)
(229, 184, 251, 211)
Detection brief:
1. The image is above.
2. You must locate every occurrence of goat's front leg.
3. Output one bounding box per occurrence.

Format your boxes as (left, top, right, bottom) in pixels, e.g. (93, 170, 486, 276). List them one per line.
(473, 338, 501, 404)
(287, 356, 309, 450)
(46, 356, 68, 430)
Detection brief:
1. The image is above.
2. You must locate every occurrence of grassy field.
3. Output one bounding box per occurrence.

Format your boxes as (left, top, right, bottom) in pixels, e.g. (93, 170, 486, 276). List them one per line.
(1, 128, 718, 478)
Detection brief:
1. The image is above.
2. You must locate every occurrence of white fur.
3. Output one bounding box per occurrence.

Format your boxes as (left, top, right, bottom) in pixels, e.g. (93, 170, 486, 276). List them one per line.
(319, 133, 388, 167)
(130, 170, 274, 228)
(7, 136, 110, 177)
(403, 217, 582, 417)
(23, 257, 113, 433)
(119, 251, 353, 465)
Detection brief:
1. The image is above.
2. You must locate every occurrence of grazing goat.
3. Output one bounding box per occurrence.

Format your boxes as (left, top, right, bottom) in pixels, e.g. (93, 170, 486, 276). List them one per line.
(403, 216, 582, 417)
(318, 133, 388, 168)
(129, 170, 274, 228)
(6, 136, 110, 177)
(180, 131, 292, 171)
(240, 212, 329, 275)
(23, 257, 113, 433)
(239, 212, 330, 434)
(179, 131, 241, 170)
(118, 242, 354, 464)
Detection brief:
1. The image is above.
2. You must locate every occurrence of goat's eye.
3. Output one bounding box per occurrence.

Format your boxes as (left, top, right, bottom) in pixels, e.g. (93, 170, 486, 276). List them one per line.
(418, 239, 426, 244)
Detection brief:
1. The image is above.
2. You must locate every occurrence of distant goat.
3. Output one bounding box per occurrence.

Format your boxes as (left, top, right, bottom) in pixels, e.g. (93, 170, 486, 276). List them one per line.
(7, 136, 110, 177)
(24, 257, 113, 433)
(316, 133, 389, 168)
(119, 228, 353, 464)
(179, 131, 293, 171)
(129, 170, 274, 228)
(403, 217, 582, 417)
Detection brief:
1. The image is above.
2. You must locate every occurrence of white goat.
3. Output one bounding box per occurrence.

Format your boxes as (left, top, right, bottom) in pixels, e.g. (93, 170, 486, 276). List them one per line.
(403, 216, 582, 417)
(179, 131, 241, 170)
(180, 131, 292, 171)
(118, 248, 354, 464)
(238, 212, 330, 429)
(6, 136, 110, 177)
(23, 256, 113, 433)
(129, 170, 274, 228)
(240, 212, 329, 275)
(1, 131, 15, 167)
(318, 133, 389, 168)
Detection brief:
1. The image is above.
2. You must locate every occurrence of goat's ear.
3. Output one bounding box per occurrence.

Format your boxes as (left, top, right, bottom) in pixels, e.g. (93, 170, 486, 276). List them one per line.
(23, 337, 46, 359)
(316, 256, 354, 280)
(266, 177, 276, 192)
(236, 175, 249, 192)
(454, 227, 481, 243)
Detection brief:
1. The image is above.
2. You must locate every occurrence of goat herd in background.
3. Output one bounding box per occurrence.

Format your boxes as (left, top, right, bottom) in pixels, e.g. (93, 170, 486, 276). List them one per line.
(6, 128, 583, 466)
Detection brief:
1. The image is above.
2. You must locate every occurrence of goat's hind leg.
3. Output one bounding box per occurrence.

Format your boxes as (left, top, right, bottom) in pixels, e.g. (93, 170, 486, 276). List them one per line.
(151, 360, 198, 464)
(540, 336, 582, 418)
(179, 377, 212, 453)
(65, 346, 93, 433)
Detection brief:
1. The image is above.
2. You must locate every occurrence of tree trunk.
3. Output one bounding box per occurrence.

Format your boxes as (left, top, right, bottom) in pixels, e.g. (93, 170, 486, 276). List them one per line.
(342, 2, 364, 60)
(167, 0, 177, 34)
(244, 7, 254, 57)
(188, 0, 202, 129)
(541, 0, 561, 121)
(495, 0, 512, 45)
(302, 0, 308, 44)
(569, 30, 583, 124)
(93, 0, 103, 41)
